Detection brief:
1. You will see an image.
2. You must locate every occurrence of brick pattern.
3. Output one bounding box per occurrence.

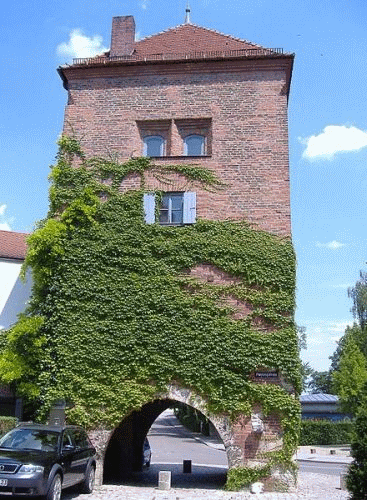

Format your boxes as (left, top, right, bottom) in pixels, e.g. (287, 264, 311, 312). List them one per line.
(62, 57, 292, 235)
(232, 411, 282, 460)
(110, 16, 135, 57)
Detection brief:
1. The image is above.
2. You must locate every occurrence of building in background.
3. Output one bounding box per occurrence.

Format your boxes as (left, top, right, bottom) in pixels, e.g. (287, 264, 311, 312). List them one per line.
(0, 230, 30, 417)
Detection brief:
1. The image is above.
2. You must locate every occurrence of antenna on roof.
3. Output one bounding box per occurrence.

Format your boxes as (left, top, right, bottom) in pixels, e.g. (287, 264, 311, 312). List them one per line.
(185, 0, 191, 24)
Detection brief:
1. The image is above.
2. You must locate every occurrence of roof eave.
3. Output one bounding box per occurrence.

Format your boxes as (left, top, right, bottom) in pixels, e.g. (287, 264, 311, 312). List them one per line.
(58, 52, 295, 90)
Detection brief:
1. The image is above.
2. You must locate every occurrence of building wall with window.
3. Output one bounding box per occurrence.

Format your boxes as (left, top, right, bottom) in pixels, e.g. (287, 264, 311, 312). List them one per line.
(0, 230, 29, 418)
(57, 18, 296, 487)
(59, 18, 293, 236)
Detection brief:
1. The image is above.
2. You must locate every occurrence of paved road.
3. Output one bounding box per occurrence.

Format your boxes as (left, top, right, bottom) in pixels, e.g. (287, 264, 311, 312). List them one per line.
(297, 459, 348, 476)
(147, 409, 227, 467)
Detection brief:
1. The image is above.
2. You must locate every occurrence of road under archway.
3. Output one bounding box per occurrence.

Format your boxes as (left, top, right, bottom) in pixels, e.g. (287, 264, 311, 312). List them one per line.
(103, 399, 228, 488)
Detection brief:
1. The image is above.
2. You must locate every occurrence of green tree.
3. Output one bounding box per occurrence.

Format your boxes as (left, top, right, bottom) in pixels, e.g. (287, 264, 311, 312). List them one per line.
(307, 370, 334, 394)
(346, 402, 367, 499)
(332, 339, 367, 415)
(349, 272, 367, 331)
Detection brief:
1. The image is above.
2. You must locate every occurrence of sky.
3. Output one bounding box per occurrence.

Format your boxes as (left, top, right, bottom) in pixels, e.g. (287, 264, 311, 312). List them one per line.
(1, 0, 367, 373)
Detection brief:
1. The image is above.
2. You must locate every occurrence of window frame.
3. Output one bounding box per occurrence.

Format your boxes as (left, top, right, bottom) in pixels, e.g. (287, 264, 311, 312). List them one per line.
(143, 135, 166, 157)
(144, 192, 196, 225)
(183, 134, 206, 156)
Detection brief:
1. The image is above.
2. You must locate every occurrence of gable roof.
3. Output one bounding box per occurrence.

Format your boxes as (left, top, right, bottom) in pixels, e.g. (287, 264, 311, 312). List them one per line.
(0, 230, 28, 260)
(134, 23, 264, 57)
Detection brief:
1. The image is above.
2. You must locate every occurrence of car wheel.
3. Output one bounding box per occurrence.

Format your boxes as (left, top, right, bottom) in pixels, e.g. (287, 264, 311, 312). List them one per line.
(46, 474, 62, 500)
(80, 465, 95, 494)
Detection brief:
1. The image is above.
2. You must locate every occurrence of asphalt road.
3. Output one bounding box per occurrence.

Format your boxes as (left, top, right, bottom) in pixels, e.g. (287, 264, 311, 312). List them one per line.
(147, 409, 348, 478)
(147, 409, 227, 467)
(297, 459, 348, 476)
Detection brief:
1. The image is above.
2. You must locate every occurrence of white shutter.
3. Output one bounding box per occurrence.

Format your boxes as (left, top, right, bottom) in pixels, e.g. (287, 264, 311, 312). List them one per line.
(183, 192, 196, 224)
(143, 193, 156, 224)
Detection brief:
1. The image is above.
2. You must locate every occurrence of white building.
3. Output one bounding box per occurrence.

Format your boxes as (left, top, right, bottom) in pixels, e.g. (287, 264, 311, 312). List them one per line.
(0, 230, 30, 417)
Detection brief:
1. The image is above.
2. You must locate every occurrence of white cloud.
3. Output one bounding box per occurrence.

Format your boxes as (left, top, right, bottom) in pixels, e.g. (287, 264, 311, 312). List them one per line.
(300, 125, 367, 160)
(0, 205, 12, 231)
(300, 319, 352, 371)
(57, 29, 108, 60)
(316, 240, 345, 250)
(140, 0, 150, 9)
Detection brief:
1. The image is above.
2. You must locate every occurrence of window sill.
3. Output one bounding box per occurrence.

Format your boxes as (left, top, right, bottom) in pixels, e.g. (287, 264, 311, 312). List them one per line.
(135, 155, 212, 160)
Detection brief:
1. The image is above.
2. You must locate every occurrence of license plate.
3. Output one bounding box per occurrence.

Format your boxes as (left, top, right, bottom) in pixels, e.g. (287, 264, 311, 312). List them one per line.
(0, 479, 8, 486)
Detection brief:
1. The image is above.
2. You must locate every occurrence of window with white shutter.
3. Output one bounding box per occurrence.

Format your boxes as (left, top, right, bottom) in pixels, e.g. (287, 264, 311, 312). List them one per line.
(143, 192, 196, 225)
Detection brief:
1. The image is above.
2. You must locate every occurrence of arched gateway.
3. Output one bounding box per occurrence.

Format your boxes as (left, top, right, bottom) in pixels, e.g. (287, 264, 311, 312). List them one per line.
(89, 384, 296, 490)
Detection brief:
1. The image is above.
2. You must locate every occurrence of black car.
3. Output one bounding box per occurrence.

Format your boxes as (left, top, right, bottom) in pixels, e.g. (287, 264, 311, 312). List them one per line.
(0, 423, 96, 500)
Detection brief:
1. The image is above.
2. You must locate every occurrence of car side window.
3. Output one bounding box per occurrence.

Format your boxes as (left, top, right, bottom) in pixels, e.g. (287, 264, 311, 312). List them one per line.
(72, 429, 90, 449)
(62, 430, 74, 449)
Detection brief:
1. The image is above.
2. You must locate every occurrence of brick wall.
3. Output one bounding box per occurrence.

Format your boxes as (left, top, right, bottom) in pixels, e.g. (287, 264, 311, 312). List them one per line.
(61, 56, 292, 236)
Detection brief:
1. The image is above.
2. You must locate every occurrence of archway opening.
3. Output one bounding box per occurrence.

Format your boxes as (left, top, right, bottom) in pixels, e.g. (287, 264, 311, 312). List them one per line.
(103, 398, 228, 488)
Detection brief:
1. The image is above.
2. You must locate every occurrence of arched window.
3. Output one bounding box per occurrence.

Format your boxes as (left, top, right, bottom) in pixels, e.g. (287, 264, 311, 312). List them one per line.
(143, 135, 165, 157)
(183, 135, 205, 156)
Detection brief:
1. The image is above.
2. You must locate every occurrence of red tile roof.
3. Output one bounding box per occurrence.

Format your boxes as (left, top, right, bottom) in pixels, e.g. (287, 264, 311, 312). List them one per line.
(134, 23, 263, 57)
(68, 22, 286, 68)
(0, 230, 28, 260)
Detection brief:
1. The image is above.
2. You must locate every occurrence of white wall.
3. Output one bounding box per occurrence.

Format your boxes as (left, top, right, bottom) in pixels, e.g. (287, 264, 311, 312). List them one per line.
(0, 259, 32, 330)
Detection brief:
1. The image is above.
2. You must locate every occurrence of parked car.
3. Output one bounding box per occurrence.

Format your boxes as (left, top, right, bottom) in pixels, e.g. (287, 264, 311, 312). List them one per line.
(0, 423, 96, 500)
(142, 438, 151, 467)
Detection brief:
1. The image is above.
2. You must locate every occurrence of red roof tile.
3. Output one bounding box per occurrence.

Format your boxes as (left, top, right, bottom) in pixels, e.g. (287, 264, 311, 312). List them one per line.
(0, 230, 28, 260)
(134, 23, 263, 57)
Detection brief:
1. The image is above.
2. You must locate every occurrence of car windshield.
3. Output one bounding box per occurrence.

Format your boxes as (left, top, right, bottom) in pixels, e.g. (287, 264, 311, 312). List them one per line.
(0, 429, 60, 452)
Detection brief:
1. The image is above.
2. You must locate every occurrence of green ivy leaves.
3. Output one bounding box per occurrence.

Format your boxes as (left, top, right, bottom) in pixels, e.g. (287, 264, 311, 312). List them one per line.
(0, 137, 300, 476)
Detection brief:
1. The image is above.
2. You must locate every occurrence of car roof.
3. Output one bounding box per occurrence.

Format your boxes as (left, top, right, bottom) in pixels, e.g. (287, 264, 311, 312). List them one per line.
(15, 423, 85, 433)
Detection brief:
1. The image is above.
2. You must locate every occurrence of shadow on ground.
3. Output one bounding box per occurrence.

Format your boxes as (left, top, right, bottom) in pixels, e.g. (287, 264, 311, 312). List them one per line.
(105, 463, 227, 490)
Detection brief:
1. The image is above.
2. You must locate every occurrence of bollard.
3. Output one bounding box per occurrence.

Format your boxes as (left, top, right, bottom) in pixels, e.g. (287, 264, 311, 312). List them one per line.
(183, 460, 192, 473)
(340, 473, 347, 490)
(158, 470, 171, 490)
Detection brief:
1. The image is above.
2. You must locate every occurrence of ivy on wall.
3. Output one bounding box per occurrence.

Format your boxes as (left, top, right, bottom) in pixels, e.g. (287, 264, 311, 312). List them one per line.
(0, 137, 300, 487)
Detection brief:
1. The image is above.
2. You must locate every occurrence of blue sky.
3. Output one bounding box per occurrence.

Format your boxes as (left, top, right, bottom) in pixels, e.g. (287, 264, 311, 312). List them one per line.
(1, 0, 367, 372)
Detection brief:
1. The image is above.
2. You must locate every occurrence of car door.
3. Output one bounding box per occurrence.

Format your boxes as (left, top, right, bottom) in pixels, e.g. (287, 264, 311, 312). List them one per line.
(69, 429, 92, 484)
(60, 430, 78, 488)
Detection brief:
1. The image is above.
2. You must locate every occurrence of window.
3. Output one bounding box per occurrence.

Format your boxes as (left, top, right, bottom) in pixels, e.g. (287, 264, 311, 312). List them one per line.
(144, 192, 196, 225)
(159, 193, 184, 225)
(184, 135, 205, 156)
(143, 135, 165, 157)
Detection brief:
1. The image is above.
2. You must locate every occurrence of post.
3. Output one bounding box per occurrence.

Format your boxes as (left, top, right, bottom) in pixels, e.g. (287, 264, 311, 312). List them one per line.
(158, 471, 171, 490)
(183, 460, 192, 473)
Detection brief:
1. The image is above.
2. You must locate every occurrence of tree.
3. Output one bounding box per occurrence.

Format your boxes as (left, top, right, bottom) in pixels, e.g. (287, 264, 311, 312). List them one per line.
(349, 272, 367, 331)
(307, 370, 334, 394)
(346, 402, 367, 499)
(332, 338, 367, 415)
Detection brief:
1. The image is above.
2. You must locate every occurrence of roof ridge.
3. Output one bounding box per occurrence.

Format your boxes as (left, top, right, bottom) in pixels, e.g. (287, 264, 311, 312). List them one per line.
(137, 22, 264, 49)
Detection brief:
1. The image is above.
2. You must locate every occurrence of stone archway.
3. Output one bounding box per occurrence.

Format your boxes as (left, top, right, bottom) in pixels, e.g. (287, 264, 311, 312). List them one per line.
(88, 384, 286, 487)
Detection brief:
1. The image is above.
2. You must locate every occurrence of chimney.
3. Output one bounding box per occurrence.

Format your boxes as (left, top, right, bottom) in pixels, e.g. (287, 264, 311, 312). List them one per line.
(110, 16, 136, 57)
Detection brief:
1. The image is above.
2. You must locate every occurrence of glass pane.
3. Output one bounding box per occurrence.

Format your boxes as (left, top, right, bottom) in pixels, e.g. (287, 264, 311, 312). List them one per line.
(170, 195, 183, 210)
(146, 137, 163, 157)
(161, 195, 170, 209)
(185, 135, 204, 156)
(159, 210, 169, 224)
(171, 210, 183, 224)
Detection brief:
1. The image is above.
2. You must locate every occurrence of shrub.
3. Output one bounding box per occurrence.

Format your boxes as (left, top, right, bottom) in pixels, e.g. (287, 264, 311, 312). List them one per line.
(0, 416, 17, 437)
(300, 419, 353, 445)
(346, 405, 367, 498)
